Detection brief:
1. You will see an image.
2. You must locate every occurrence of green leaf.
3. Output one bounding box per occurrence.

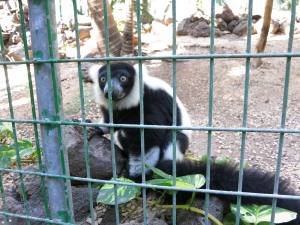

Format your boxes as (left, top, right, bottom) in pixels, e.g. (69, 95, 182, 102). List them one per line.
(10, 140, 35, 160)
(148, 178, 194, 188)
(0, 122, 13, 141)
(145, 164, 172, 179)
(0, 144, 16, 168)
(96, 178, 140, 205)
(230, 204, 297, 224)
(0, 154, 13, 169)
(147, 174, 205, 190)
(0, 140, 35, 168)
(146, 164, 205, 189)
(177, 174, 205, 189)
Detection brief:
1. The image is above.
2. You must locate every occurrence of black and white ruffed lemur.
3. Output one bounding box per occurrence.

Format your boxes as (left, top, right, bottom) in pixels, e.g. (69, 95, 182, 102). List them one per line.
(89, 62, 300, 224)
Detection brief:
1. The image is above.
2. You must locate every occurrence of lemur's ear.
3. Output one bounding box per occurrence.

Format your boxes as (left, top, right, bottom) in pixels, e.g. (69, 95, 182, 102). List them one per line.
(85, 64, 102, 83)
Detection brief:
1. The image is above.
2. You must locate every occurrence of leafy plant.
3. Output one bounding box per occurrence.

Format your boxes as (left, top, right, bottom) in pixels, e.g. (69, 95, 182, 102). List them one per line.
(224, 204, 297, 225)
(96, 159, 297, 225)
(0, 122, 36, 168)
(96, 165, 205, 206)
(0, 122, 13, 144)
(96, 177, 141, 205)
(146, 163, 205, 189)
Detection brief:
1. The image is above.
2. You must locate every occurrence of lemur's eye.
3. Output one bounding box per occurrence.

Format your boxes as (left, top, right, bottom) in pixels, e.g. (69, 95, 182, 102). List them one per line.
(100, 76, 106, 83)
(120, 75, 127, 82)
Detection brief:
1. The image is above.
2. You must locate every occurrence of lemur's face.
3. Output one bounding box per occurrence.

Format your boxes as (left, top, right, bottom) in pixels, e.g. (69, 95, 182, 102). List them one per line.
(97, 63, 135, 101)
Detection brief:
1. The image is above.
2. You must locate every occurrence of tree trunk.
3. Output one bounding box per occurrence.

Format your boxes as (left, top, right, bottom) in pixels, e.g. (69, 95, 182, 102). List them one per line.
(87, 0, 122, 56)
(254, 0, 273, 68)
(120, 0, 134, 56)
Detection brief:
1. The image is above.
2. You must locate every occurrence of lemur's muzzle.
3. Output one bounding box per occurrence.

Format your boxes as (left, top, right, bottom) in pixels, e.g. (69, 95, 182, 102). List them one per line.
(104, 80, 126, 101)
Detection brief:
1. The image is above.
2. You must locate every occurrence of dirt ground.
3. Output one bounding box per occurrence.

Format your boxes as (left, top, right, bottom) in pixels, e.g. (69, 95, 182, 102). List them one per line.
(0, 33, 300, 192)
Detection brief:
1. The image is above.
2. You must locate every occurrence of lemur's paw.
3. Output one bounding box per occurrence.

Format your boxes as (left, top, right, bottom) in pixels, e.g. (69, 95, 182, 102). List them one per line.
(71, 118, 92, 123)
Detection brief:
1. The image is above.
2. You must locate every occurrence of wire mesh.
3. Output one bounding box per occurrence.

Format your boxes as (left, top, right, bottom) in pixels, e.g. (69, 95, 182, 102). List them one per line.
(0, 0, 299, 224)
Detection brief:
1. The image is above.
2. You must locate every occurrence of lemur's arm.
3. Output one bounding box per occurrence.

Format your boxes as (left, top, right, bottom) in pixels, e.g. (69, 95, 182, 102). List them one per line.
(95, 106, 110, 135)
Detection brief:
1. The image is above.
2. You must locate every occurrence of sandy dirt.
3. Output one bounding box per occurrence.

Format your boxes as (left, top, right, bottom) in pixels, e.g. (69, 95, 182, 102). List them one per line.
(1, 33, 300, 192)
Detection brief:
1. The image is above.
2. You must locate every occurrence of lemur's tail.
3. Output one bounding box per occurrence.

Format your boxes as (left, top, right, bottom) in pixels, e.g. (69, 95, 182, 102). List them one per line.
(156, 159, 300, 225)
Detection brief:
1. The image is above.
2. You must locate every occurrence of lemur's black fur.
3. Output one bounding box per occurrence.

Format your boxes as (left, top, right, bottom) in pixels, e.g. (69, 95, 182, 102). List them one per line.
(90, 62, 299, 224)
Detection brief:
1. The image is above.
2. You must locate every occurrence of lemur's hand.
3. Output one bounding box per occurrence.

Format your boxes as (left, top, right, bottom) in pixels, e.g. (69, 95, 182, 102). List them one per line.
(92, 126, 106, 136)
(72, 118, 105, 138)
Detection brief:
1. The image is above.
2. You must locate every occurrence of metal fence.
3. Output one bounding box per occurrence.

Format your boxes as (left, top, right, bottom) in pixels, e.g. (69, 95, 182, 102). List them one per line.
(0, 0, 299, 224)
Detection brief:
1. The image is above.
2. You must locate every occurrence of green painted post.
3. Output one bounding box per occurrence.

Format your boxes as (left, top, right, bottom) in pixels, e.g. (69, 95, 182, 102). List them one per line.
(27, 0, 73, 222)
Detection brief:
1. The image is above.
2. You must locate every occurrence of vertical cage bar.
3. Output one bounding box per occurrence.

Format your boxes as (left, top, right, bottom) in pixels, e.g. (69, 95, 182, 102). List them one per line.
(17, 0, 51, 218)
(44, 0, 75, 221)
(27, 0, 73, 222)
(102, 0, 120, 224)
(135, 0, 148, 224)
(235, 1, 253, 225)
(71, 0, 96, 224)
(270, 0, 296, 224)
(204, 0, 215, 224)
(0, 26, 31, 225)
(44, 0, 75, 220)
(171, 0, 177, 224)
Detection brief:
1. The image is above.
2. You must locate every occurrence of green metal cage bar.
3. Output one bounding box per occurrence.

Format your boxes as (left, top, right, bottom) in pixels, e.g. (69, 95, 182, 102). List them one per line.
(235, 0, 253, 224)
(2, 118, 300, 134)
(271, 0, 297, 224)
(102, 0, 121, 224)
(0, 22, 31, 225)
(1, 52, 300, 66)
(171, 0, 177, 224)
(135, 0, 148, 224)
(71, 0, 96, 224)
(26, 0, 73, 222)
(0, 0, 299, 224)
(16, 0, 51, 219)
(204, 0, 216, 223)
(1, 167, 300, 200)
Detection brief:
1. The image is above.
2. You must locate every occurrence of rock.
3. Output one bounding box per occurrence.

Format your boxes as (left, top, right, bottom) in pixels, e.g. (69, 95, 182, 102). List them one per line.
(99, 207, 116, 225)
(214, 28, 222, 37)
(177, 17, 210, 37)
(190, 11, 210, 24)
(64, 125, 126, 181)
(190, 21, 210, 37)
(1, 166, 98, 224)
(216, 18, 227, 31)
(232, 19, 249, 36)
(215, 4, 239, 24)
(177, 18, 190, 36)
(227, 19, 239, 33)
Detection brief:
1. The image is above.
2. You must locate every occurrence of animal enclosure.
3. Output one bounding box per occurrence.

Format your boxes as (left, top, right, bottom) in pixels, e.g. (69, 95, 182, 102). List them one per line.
(0, 0, 299, 225)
